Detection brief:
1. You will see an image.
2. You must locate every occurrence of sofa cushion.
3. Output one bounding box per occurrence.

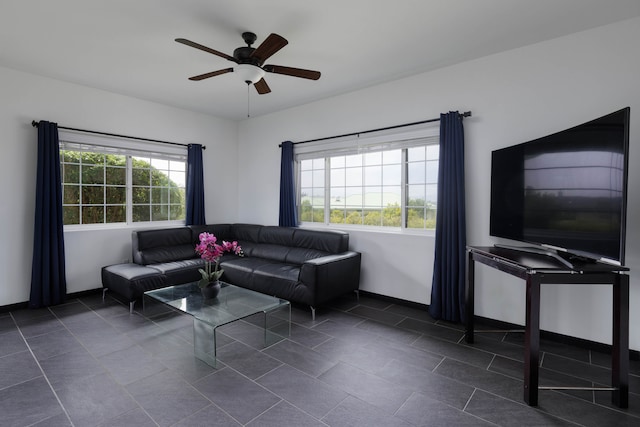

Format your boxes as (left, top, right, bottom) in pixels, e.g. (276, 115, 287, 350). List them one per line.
(148, 258, 205, 284)
(133, 227, 196, 265)
(292, 228, 349, 253)
(230, 224, 262, 242)
(258, 226, 296, 246)
(101, 263, 167, 301)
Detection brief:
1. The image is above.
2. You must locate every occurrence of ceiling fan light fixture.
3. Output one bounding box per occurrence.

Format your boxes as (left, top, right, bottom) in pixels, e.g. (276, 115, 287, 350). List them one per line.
(234, 63, 265, 84)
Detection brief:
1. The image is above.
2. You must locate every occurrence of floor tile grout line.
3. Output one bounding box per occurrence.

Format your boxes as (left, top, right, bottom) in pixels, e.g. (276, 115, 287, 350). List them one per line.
(48, 299, 180, 426)
(11, 311, 75, 427)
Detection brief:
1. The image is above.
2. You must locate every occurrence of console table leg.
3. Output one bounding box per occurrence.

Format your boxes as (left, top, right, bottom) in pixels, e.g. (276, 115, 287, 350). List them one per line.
(524, 275, 540, 406)
(465, 250, 475, 344)
(612, 273, 629, 408)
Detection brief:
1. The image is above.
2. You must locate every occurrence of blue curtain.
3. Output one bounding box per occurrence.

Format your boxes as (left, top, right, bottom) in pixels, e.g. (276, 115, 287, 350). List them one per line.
(30, 121, 67, 308)
(429, 112, 467, 322)
(186, 143, 206, 225)
(279, 141, 298, 227)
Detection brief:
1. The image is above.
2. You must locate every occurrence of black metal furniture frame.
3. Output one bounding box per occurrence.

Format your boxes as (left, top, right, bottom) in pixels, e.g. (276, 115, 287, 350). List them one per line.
(465, 246, 629, 407)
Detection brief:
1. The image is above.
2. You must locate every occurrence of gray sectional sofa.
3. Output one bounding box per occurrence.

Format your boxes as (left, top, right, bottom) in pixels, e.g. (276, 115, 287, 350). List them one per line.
(101, 224, 361, 318)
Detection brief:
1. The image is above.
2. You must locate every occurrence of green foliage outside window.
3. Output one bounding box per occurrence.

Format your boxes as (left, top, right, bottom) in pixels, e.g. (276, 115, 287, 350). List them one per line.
(61, 151, 185, 225)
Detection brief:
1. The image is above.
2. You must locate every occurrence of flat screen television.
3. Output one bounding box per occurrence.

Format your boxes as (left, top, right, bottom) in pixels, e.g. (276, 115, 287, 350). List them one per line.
(490, 107, 630, 265)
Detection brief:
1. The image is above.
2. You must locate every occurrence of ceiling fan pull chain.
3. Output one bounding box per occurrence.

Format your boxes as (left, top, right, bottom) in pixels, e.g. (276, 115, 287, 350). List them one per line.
(247, 83, 251, 118)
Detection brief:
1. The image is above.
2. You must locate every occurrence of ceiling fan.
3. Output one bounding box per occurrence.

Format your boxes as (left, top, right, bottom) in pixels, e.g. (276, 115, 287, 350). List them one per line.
(175, 32, 321, 94)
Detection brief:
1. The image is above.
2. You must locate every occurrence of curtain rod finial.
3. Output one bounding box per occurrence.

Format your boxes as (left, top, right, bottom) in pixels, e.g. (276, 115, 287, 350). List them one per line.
(32, 120, 39, 128)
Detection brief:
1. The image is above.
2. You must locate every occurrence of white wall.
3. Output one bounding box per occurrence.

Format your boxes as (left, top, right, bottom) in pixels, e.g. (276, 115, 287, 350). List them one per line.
(0, 66, 238, 305)
(237, 17, 640, 350)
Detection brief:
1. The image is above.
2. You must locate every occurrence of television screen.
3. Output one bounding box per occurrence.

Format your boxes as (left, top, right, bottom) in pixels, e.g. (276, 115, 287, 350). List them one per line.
(490, 107, 630, 264)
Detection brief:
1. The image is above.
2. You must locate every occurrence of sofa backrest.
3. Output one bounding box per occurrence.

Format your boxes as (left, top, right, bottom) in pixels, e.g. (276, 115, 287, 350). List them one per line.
(132, 227, 196, 265)
(231, 224, 349, 264)
(132, 224, 351, 266)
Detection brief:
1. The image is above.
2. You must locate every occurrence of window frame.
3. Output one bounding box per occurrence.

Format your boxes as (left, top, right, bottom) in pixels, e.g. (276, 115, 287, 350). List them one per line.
(295, 124, 440, 233)
(59, 129, 188, 230)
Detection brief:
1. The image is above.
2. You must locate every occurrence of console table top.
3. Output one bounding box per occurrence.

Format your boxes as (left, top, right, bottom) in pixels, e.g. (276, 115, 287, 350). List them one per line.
(468, 245, 629, 273)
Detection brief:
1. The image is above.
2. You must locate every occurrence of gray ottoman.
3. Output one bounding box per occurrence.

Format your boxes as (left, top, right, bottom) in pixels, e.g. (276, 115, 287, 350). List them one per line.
(101, 263, 167, 313)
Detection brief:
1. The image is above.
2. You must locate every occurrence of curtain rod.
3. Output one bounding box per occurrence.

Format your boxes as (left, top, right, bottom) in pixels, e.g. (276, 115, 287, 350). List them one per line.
(282, 111, 471, 147)
(31, 120, 206, 150)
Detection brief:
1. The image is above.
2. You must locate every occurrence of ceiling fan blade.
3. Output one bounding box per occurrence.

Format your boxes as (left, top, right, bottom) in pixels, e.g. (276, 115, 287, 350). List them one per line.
(254, 78, 271, 94)
(188, 68, 234, 81)
(250, 33, 288, 64)
(175, 38, 237, 62)
(264, 65, 321, 80)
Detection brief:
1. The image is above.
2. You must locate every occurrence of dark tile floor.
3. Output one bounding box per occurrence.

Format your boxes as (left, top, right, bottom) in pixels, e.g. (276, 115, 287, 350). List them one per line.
(1, 292, 638, 427)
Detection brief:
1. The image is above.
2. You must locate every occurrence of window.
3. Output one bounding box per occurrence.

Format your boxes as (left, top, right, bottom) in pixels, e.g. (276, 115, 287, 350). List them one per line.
(59, 131, 187, 226)
(297, 128, 439, 230)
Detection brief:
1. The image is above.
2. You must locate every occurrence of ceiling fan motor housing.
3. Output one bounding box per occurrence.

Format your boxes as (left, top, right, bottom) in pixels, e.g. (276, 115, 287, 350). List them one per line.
(233, 46, 259, 65)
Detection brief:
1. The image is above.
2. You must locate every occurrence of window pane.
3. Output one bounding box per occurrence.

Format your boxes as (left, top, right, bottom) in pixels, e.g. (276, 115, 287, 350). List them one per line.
(132, 187, 150, 204)
(408, 162, 426, 184)
(382, 164, 400, 185)
(62, 163, 79, 183)
(300, 159, 312, 171)
(300, 171, 312, 187)
(330, 187, 345, 207)
(383, 149, 401, 164)
(312, 170, 324, 186)
(426, 160, 438, 184)
(152, 205, 169, 221)
(63, 185, 79, 204)
(106, 187, 126, 204)
(106, 167, 126, 185)
(330, 168, 345, 187)
(330, 209, 345, 224)
(170, 204, 185, 221)
(345, 187, 362, 206)
(407, 185, 425, 204)
(82, 166, 104, 184)
(382, 204, 401, 226)
(345, 167, 362, 186)
(364, 190, 382, 207)
(426, 144, 439, 160)
(407, 207, 425, 229)
(83, 153, 104, 165)
(426, 184, 437, 204)
(331, 156, 345, 168)
(169, 170, 186, 187)
(106, 206, 126, 223)
(364, 166, 382, 186)
(345, 209, 363, 225)
(132, 168, 150, 186)
(60, 147, 185, 226)
(61, 150, 79, 163)
(364, 210, 382, 226)
(345, 154, 362, 167)
(364, 152, 382, 166)
(408, 146, 425, 162)
(133, 205, 150, 222)
(311, 188, 324, 206)
(64, 206, 79, 225)
(382, 186, 401, 206)
(82, 206, 104, 224)
(151, 158, 169, 169)
(152, 187, 168, 203)
(297, 142, 439, 229)
(82, 186, 103, 204)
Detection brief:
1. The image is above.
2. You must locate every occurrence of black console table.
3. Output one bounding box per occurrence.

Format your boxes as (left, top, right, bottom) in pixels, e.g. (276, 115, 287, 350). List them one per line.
(465, 245, 629, 407)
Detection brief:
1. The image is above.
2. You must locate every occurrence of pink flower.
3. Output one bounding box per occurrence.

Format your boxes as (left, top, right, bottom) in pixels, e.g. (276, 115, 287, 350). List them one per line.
(195, 232, 244, 286)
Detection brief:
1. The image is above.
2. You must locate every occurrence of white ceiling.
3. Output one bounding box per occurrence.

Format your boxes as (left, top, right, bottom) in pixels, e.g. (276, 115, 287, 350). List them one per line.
(2, 1, 640, 121)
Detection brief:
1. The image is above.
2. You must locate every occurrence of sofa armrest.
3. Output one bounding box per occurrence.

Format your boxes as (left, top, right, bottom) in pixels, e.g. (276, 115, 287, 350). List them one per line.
(299, 251, 361, 306)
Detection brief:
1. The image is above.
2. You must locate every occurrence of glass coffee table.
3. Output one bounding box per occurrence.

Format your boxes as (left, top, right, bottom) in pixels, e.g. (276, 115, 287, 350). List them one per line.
(143, 281, 290, 367)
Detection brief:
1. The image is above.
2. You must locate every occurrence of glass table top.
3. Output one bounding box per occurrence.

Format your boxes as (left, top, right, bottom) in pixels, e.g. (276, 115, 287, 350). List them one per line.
(144, 281, 290, 327)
